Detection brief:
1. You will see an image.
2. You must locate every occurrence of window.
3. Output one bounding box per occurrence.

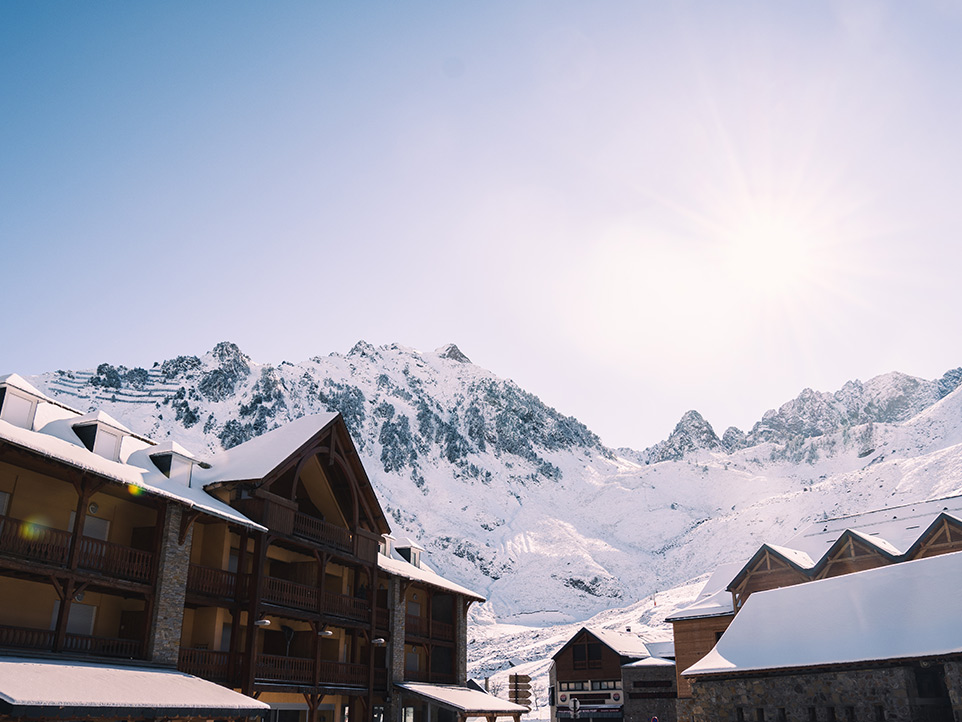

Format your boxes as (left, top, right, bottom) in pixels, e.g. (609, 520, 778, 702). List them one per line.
(736, 708, 745, 722)
(0, 490, 9, 516)
(874, 706, 885, 722)
(572, 641, 603, 670)
(591, 681, 618, 690)
(756, 709, 765, 722)
(827, 708, 837, 722)
(51, 601, 97, 635)
(778, 710, 787, 722)
(844, 707, 855, 722)
(0, 389, 35, 429)
(808, 707, 817, 722)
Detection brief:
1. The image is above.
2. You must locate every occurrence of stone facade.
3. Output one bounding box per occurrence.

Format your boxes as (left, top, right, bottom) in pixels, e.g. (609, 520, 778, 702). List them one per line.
(622, 663, 677, 722)
(687, 662, 962, 722)
(147, 503, 192, 665)
(455, 596, 467, 685)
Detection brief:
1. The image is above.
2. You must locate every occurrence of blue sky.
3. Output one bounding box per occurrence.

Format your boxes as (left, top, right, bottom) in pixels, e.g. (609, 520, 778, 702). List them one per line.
(3, 1, 962, 448)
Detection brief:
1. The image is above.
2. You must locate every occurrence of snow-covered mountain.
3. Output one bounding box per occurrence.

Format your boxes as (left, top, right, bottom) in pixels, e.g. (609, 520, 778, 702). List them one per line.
(25, 342, 962, 705)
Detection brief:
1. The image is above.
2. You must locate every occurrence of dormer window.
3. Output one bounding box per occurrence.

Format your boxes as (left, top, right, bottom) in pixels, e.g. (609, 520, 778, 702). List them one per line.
(0, 386, 38, 430)
(148, 441, 197, 486)
(397, 544, 422, 568)
(74, 423, 122, 461)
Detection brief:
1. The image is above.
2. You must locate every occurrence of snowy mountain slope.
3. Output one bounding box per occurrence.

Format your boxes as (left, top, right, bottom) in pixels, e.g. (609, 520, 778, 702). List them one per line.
(25, 344, 962, 636)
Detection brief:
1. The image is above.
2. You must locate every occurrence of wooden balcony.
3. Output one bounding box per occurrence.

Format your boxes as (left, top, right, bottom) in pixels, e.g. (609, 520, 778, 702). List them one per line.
(77, 536, 153, 584)
(255, 654, 378, 689)
(405, 614, 427, 638)
(0, 515, 70, 565)
(432, 620, 455, 641)
(0, 514, 153, 584)
(264, 576, 318, 611)
(0, 623, 143, 659)
(293, 512, 352, 554)
(323, 590, 370, 622)
(375, 607, 390, 630)
(178, 648, 241, 685)
(187, 564, 241, 599)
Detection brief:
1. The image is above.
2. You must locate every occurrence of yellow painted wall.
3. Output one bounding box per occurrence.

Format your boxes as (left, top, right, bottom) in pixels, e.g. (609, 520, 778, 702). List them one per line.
(0, 577, 58, 629)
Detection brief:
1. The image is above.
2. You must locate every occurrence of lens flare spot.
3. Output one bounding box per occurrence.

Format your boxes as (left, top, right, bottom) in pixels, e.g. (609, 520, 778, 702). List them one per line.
(20, 516, 50, 541)
(128, 485, 145, 497)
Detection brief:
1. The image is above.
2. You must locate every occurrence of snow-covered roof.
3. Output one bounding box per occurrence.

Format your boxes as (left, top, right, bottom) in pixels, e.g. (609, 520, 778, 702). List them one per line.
(623, 656, 675, 668)
(0, 373, 66, 406)
(193, 413, 340, 486)
(665, 562, 743, 622)
(643, 639, 675, 660)
(70, 409, 133, 435)
(587, 628, 653, 658)
(785, 493, 962, 559)
(764, 543, 816, 569)
(379, 551, 484, 601)
(149, 440, 198, 460)
(684, 550, 962, 677)
(0, 418, 263, 531)
(0, 656, 268, 716)
(396, 683, 529, 715)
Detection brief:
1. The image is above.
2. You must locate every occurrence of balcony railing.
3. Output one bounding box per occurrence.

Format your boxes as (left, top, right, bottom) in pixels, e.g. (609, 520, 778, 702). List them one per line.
(264, 576, 318, 611)
(187, 564, 241, 598)
(255, 655, 379, 688)
(0, 515, 153, 584)
(0, 623, 55, 651)
(323, 591, 370, 622)
(77, 537, 153, 584)
(293, 513, 353, 553)
(256, 654, 315, 685)
(179, 648, 239, 684)
(406, 614, 428, 638)
(375, 607, 390, 630)
(0, 515, 70, 565)
(432, 620, 455, 641)
(0, 623, 142, 658)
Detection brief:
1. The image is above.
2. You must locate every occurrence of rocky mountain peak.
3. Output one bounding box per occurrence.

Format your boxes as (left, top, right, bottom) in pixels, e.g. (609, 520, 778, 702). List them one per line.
(436, 344, 471, 363)
(644, 409, 720, 463)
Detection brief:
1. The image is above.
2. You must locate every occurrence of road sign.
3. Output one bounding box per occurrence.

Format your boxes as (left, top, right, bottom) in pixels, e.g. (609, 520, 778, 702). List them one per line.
(509, 674, 532, 705)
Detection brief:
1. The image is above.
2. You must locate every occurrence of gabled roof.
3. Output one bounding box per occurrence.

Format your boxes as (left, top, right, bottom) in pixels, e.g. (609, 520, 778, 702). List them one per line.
(684, 550, 962, 678)
(70, 410, 133, 435)
(552, 627, 652, 661)
(193, 413, 340, 485)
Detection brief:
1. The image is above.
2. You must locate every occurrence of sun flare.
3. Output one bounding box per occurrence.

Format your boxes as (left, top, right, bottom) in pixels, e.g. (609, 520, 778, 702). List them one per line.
(721, 210, 820, 298)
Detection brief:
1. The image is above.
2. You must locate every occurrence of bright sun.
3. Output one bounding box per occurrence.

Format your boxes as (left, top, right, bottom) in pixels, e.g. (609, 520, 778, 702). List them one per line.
(721, 210, 819, 298)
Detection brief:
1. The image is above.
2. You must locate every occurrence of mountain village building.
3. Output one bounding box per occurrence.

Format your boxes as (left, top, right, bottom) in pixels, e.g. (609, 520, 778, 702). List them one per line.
(0, 373, 526, 722)
(548, 627, 675, 722)
(667, 495, 962, 722)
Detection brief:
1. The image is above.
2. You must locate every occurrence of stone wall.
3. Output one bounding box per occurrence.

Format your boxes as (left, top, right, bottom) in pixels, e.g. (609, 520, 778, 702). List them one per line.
(148, 503, 192, 665)
(686, 663, 962, 722)
(623, 663, 677, 722)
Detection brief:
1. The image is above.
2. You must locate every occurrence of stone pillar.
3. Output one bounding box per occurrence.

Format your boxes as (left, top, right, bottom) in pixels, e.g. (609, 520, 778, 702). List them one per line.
(943, 661, 962, 721)
(148, 504, 192, 665)
(390, 577, 406, 681)
(455, 597, 468, 685)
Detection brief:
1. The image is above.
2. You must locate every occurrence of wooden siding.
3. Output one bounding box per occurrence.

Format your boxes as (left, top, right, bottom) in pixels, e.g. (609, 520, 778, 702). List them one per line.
(671, 614, 734, 698)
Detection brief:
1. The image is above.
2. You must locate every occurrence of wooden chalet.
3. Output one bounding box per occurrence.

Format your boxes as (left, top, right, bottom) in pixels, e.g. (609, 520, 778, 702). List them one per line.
(0, 372, 521, 722)
(667, 495, 962, 722)
(548, 627, 675, 722)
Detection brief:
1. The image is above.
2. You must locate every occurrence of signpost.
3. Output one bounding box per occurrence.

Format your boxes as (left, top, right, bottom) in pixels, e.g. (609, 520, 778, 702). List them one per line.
(509, 674, 532, 707)
(570, 697, 581, 720)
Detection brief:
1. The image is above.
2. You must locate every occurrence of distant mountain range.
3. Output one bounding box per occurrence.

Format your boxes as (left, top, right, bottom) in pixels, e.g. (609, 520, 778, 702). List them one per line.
(27, 343, 962, 641)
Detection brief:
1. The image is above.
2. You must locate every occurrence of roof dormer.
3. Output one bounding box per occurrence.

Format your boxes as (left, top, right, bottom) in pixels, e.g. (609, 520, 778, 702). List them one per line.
(71, 411, 132, 462)
(396, 537, 425, 568)
(149, 441, 197, 487)
(379, 533, 396, 557)
(0, 374, 44, 430)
